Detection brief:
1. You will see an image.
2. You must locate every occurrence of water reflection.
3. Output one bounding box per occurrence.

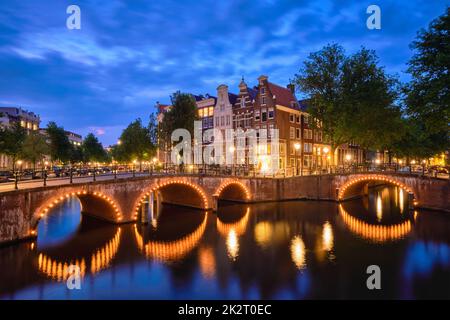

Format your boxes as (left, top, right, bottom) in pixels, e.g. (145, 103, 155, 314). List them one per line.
(0, 185, 449, 299)
(290, 236, 306, 269)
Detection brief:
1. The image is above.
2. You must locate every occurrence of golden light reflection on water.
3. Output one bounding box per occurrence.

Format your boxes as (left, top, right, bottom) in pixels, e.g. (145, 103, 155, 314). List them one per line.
(216, 208, 250, 238)
(198, 246, 216, 279)
(37, 227, 121, 281)
(339, 204, 412, 242)
(399, 188, 404, 213)
(254, 221, 273, 248)
(290, 235, 306, 269)
(134, 214, 208, 263)
(226, 229, 239, 261)
(376, 193, 383, 222)
(322, 221, 334, 252)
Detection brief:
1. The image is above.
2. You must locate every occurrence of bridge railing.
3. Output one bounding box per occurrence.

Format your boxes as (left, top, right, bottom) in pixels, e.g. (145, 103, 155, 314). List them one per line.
(0, 163, 448, 192)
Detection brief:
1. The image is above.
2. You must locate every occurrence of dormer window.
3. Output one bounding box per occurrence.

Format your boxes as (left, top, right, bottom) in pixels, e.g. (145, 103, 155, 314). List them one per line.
(260, 87, 265, 95)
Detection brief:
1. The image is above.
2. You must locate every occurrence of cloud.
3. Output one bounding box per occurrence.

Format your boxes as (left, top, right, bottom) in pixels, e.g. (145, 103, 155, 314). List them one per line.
(0, 0, 448, 146)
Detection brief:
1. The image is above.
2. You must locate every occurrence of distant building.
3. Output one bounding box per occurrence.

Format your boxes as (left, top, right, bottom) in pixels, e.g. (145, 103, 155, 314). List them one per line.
(0, 107, 41, 169)
(39, 128, 82, 146)
(0, 107, 40, 131)
(193, 94, 216, 133)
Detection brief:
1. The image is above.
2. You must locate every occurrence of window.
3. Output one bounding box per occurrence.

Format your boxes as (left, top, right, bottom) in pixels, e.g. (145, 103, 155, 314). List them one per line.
(226, 115, 230, 126)
(261, 96, 266, 105)
(290, 127, 295, 139)
(304, 143, 312, 153)
(289, 114, 295, 123)
(290, 142, 295, 155)
(296, 128, 301, 139)
(268, 107, 274, 119)
(303, 155, 312, 168)
(279, 143, 286, 155)
(262, 108, 267, 122)
(290, 158, 295, 168)
(303, 129, 312, 140)
(255, 110, 260, 121)
(240, 97, 246, 108)
(221, 116, 224, 126)
(220, 104, 225, 111)
(296, 115, 300, 123)
(215, 117, 219, 126)
(260, 87, 265, 95)
(209, 107, 214, 116)
(304, 115, 310, 125)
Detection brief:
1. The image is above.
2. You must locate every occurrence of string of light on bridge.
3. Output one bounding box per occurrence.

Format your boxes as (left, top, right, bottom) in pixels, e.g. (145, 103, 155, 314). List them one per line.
(31, 191, 123, 237)
(338, 175, 418, 206)
(213, 180, 251, 200)
(133, 179, 210, 220)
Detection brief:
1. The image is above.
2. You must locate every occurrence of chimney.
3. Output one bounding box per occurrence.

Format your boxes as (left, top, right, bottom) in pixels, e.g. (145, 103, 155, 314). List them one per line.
(287, 83, 295, 94)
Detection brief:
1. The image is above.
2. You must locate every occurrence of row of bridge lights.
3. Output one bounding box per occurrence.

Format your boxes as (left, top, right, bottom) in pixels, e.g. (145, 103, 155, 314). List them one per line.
(134, 180, 210, 220)
(30, 191, 123, 237)
(338, 175, 418, 206)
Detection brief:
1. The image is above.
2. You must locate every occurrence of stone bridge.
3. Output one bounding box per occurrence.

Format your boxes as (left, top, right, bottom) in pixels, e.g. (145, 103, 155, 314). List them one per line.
(0, 173, 448, 245)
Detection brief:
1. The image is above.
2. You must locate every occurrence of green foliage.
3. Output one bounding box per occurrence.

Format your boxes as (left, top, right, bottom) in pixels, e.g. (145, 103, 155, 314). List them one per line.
(82, 133, 108, 163)
(115, 118, 155, 163)
(0, 122, 27, 170)
(293, 44, 404, 154)
(21, 131, 49, 169)
(403, 7, 450, 157)
(159, 92, 198, 148)
(46, 121, 72, 163)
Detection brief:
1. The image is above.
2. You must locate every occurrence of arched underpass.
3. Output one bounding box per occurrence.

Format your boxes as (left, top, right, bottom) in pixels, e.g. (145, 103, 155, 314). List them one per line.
(337, 175, 417, 210)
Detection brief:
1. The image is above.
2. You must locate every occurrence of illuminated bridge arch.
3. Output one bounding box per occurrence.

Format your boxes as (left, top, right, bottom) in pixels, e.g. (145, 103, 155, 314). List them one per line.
(31, 190, 123, 237)
(133, 179, 210, 218)
(338, 174, 417, 204)
(213, 179, 251, 202)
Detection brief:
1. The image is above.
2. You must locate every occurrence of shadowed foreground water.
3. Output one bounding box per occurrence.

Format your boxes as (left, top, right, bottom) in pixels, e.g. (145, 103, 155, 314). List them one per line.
(0, 185, 449, 299)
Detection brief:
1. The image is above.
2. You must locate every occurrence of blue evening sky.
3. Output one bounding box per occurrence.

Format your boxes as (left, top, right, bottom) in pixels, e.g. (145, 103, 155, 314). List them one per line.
(0, 0, 448, 145)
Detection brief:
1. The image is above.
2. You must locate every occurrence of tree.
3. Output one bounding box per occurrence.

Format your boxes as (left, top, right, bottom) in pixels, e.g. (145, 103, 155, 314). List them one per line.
(0, 122, 27, 171)
(116, 118, 155, 167)
(403, 7, 450, 157)
(82, 133, 108, 163)
(159, 92, 198, 147)
(46, 122, 72, 164)
(339, 48, 403, 151)
(292, 44, 403, 162)
(21, 131, 49, 172)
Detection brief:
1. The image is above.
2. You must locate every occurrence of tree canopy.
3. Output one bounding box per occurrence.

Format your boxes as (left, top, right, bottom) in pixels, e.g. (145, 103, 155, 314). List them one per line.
(82, 133, 108, 163)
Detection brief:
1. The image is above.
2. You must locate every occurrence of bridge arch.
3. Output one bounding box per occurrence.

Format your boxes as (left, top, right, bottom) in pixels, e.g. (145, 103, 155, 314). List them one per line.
(213, 179, 251, 202)
(338, 174, 417, 204)
(31, 190, 123, 237)
(133, 179, 210, 219)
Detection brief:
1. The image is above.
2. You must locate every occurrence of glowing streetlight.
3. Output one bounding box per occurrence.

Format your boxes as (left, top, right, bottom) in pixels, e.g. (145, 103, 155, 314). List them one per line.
(294, 143, 301, 151)
(229, 146, 235, 153)
(17, 160, 23, 166)
(117, 139, 122, 145)
(411, 160, 416, 165)
(345, 154, 352, 162)
(375, 159, 381, 165)
(323, 147, 329, 154)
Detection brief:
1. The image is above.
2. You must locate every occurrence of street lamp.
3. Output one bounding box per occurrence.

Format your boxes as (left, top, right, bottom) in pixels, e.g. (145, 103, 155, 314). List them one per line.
(294, 143, 301, 176)
(117, 139, 122, 145)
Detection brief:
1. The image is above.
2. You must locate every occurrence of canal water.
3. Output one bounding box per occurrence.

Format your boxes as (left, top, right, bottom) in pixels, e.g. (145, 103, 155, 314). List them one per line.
(0, 185, 449, 299)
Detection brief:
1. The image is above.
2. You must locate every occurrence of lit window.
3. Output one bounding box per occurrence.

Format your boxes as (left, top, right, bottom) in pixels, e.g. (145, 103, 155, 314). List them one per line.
(290, 127, 295, 139)
(209, 107, 214, 116)
(289, 114, 294, 123)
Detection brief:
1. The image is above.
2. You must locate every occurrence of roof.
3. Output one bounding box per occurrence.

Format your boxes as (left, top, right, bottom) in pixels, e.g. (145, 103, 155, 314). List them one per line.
(267, 82, 298, 109)
(297, 99, 309, 112)
(228, 92, 238, 105)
